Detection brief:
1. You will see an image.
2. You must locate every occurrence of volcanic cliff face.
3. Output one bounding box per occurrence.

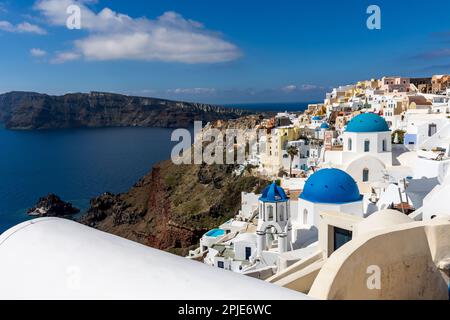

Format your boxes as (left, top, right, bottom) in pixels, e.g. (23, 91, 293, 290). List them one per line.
(0, 91, 251, 129)
(80, 160, 268, 255)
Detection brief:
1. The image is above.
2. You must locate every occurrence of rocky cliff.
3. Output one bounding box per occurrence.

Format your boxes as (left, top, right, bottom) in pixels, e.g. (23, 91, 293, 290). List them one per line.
(80, 160, 268, 256)
(27, 194, 80, 217)
(78, 115, 268, 255)
(0, 91, 251, 129)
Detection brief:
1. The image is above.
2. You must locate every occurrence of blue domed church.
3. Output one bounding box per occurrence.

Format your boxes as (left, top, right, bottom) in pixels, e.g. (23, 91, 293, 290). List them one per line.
(323, 113, 392, 185)
(296, 168, 364, 228)
(256, 182, 292, 257)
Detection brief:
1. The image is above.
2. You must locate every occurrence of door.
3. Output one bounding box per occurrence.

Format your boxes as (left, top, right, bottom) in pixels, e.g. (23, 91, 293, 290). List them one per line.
(245, 247, 252, 260)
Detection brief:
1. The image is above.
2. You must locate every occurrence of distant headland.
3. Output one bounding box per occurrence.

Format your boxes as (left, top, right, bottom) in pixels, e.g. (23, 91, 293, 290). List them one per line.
(0, 91, 253, 130)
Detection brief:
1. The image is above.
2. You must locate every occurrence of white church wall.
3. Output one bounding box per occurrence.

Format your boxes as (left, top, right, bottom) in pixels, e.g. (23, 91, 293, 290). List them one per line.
(343, 131, 391, 155)
(297, 199, 316, 226)
(345, 156, 386, 184)
(328, 132, 392, 169)
(297, 199, 363, 228)
(339, 201, 365, 217)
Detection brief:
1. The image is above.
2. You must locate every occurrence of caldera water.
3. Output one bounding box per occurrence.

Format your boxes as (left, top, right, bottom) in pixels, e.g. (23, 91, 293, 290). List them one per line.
(0, 102, 310, 233)
(0, 126, 181, 233)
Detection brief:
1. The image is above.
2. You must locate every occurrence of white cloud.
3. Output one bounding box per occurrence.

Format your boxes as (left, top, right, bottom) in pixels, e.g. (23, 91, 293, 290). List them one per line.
(282, 84, 322, 92)
(0, 20, 13, 31)
(0, 20, 46, 34)
(34, 0, 241, 64)
(282, 85, 297, 92)
(298, 84, 320, 91)
(167, 88, 217, 95)
(16, 22, 47, 34)
(51, 51, 81, 64)
(30, 48, 47, 57)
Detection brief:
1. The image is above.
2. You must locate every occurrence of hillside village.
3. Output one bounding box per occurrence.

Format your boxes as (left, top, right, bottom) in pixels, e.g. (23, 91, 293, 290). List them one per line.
(187, 75, 450, 299)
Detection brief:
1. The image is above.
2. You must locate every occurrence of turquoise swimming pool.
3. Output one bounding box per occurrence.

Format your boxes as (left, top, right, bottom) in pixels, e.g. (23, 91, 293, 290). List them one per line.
(205, 229, 225, 237)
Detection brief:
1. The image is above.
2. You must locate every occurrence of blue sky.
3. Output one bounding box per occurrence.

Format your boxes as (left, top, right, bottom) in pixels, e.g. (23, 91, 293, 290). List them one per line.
(0, 0, 450, 104)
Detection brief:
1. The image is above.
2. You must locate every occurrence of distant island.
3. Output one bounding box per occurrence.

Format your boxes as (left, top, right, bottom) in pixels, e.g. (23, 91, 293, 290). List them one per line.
(0, 91, 252, 130)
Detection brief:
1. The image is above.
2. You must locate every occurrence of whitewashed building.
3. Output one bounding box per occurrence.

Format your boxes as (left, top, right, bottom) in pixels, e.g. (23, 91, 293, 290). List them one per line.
(296, 168, 364, 228)
(324, 113, 392, 185)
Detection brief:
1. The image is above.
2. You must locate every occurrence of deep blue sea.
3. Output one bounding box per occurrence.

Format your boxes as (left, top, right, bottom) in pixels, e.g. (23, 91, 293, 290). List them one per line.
(225, 102, 311, 112)
(0, 102, 311, 233)
(0, 126, 182, 233)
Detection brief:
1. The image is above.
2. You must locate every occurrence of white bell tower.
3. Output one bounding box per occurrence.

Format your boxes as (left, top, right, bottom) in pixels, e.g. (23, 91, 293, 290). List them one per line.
(256, 182, 292, 257)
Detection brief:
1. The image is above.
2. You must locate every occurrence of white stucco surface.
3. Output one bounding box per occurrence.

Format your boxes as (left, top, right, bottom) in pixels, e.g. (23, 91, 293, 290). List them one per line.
(0, 218, 309, 300)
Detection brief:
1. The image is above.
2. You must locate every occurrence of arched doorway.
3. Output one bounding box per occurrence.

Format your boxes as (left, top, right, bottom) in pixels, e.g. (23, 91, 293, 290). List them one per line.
(257, 221, 288, 256)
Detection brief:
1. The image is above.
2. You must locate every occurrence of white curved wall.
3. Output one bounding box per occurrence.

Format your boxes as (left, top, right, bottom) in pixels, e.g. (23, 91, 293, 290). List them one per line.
(345, 155, 386, 184)
(0, 218, 308, 300)
(309, 219, 450, 300)
(297, 199, 363, 228)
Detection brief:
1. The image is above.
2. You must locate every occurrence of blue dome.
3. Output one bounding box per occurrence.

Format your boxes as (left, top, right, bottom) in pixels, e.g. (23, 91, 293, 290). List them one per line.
(320, 123, 330, 129)
(300, 169, 362, 204)
(312, 116, 321, 121)
(346, 113, 389, 133)
(259, 182, 288, 203)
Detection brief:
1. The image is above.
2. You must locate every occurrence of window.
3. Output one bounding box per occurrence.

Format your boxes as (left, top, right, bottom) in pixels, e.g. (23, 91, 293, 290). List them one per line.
(348, 138, 352, 151)
(245, 247, 252, 260)
(364, 140, 370, 152)
(382, 139, 387, 152)
(267, 205, 274, 221)
(278, 205, 284, 222)
(428, 123, 437, 137)
(363, 168, 369, 182)
(333, 227, 352, 251)
(303, 209, 308, 225)
(217, 261, 224, 269)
